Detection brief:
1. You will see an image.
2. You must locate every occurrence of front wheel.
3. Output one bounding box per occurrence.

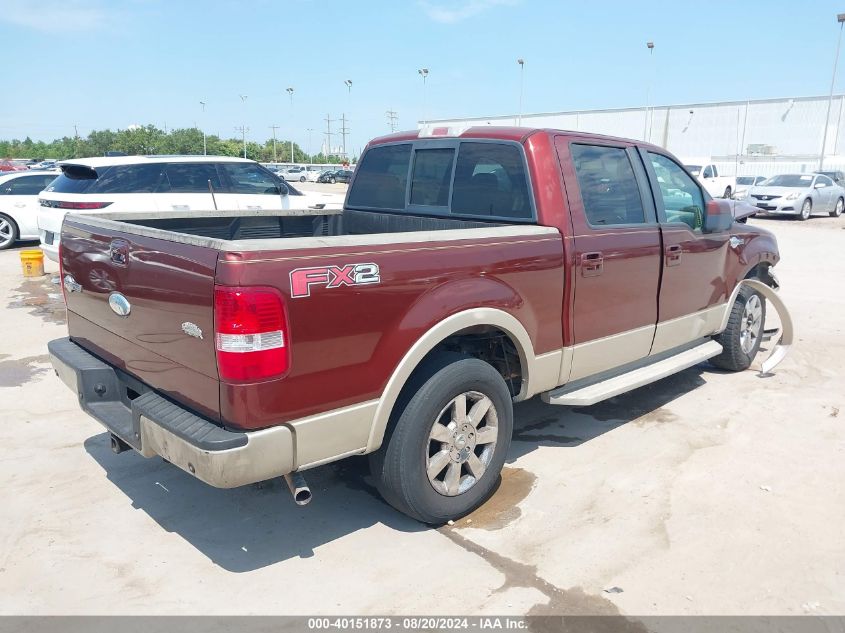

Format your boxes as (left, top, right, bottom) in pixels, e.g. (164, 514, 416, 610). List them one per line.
(370, 353, 513, 524)
(0, 214, 18, 250)
(723, 186, 732, 199)
(711, 288, 766, 371)
(299, 176, 306, 182)
(329, 177, 336, 184)
(799, 198, 812, 220)
(830, 197, 844, 217)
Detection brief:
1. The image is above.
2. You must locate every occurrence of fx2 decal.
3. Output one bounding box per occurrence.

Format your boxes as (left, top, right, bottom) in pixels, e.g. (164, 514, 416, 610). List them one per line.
(290, 263, 381, 298)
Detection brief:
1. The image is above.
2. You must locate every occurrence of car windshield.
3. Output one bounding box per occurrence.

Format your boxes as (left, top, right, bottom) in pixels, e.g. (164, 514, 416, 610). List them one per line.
(760, 174, 814, 187)
(736, 176, 756, 185)
(684, 165, 702, 176)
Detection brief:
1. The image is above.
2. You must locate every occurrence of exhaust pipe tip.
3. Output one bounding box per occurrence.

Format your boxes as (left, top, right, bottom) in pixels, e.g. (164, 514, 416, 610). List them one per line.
(284, 472, 312, 506)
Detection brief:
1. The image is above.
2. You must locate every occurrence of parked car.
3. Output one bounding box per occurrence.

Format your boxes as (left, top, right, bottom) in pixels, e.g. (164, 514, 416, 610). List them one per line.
(0, 170, 60, 249)
(37, 156, 344, 261)
(48, 126, 791, 524)
(815, 170, 845, 187)
(733, 176, 767, 200)
(748, 173, 844, 220)
(0, 159, 28, 173)
(280, 166, 309, 182)
(684, 161, 735, 199)
(316, 169, 338, 183)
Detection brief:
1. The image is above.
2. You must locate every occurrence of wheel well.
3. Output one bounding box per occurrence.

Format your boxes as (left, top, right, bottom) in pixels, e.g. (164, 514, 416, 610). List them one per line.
(744, 262, 778, 288)
(423, 326, 524, 397)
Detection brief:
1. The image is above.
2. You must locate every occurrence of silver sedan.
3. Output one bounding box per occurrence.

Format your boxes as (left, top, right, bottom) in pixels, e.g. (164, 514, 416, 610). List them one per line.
(748, 173, 845, 220)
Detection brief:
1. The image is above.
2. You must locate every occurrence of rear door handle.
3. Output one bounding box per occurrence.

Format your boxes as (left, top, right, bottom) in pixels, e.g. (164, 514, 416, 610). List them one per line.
(581, 251, 604, 277)
(171, 204, 190, 210)
(665, 244, 683, 267)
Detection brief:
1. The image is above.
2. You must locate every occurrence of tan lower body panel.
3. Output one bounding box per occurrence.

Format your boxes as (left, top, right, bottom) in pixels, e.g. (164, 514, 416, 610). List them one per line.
(651, 304, 727, 355)
(567, 325, 655, 382)
(289, 399, 378, 469)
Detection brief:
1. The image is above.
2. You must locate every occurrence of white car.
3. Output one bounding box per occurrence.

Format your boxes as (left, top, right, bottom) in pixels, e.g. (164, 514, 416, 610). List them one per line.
(747, 173, 845, 220)
(684, 162, 735, 199)
(733, 176, 767, 200)
(37, 156, 343, 261)
(0, 170, 60, 249)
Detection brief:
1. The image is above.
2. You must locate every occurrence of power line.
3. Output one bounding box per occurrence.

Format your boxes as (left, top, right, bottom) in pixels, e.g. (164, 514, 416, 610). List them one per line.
(340, 114, 349, 159)
(234, 125, 249, 158)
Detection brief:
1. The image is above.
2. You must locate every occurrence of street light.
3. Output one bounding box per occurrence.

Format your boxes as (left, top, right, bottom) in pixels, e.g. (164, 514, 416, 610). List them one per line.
(820, 14, 845, 169)
(517, 59, 525, 126)
(286, 88, 295, 164)
(344, 79, 352, 93)
(199, 100, 206, 155)
(644, 41, 654, 141)
(418, 68, 429, 124)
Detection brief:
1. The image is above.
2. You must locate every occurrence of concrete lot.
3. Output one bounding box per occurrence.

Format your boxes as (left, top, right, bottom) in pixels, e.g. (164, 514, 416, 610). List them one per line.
(0, 214, 843, 616)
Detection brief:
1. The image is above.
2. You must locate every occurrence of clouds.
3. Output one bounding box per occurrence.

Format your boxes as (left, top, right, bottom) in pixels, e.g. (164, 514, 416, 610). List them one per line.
(418, 0, 517, 24)
(1, 0, 110, 32)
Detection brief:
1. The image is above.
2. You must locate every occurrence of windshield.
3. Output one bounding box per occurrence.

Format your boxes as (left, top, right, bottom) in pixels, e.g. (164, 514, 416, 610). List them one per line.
(684, 165, 702, 176)
(760, 174, 814, 187)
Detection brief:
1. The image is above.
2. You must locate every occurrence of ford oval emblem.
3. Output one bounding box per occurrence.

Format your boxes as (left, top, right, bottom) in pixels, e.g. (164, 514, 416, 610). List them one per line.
(108, 292, 131, 317)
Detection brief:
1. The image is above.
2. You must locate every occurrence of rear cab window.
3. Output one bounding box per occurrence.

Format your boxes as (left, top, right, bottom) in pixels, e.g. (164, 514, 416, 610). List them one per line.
(347, 139, 534, 221)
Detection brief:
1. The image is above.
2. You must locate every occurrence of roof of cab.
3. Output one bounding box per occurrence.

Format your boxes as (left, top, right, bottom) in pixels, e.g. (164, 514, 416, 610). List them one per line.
(367, 126, 665, 152)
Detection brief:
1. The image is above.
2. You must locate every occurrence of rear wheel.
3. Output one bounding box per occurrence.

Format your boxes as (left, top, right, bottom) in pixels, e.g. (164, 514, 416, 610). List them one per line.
(370, 353, 513, 524)
(799, 198, 812, 220)
(0, 214, 18, 250)
(723, 186, 732, 199)
(830, 197, 844, 217)
(329, 176, 336, 184)
(711, 288, 766, 371)
(299, 176, 306, 182)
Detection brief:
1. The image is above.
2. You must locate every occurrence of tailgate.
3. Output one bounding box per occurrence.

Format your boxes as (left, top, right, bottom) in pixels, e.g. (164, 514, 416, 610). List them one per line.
(60, 216, 221, 421)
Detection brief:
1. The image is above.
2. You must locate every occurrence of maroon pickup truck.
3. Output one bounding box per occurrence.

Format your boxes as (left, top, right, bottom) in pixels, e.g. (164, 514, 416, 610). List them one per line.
(48, 127, 792, 523)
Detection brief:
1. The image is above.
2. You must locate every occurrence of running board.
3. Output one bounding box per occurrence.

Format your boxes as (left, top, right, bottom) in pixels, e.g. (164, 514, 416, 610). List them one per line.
(541, 340, 723, 407)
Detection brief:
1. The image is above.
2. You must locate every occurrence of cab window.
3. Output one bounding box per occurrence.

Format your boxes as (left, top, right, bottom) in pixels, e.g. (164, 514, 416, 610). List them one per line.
(648, 152, 705, 231)
(570, 144, 645, 226)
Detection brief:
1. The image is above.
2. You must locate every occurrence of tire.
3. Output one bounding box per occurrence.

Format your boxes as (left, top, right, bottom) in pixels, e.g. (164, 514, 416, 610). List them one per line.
(370, 353, 513, 524)
(711, 287, 766, 371)
(329, 177, 336, 184)
(0, 214, 18, 250)
(830, 197, 844, 218)
(799, 198, 812, 220)
(299, 176, 306, 182)
(723, 186, 732, 199)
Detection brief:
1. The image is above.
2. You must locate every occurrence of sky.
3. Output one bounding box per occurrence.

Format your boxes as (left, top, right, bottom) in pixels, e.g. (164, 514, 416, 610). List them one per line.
(3, 0, 845, 156)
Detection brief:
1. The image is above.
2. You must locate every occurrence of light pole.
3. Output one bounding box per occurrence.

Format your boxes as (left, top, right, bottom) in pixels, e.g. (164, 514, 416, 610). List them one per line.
(517, 59, 525, 125)
(820, 14, 845, 169)
(418, 68, 429, 125)
(644, 41, 654, 141)
(199, 101, 207, 155)
(239, 94, 248, 158)
(286, 87, 295, 164)
(306, 127, 314, 164)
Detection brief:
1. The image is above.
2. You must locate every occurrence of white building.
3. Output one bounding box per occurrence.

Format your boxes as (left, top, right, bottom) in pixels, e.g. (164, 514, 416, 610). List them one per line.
(423, 94, 845, 176)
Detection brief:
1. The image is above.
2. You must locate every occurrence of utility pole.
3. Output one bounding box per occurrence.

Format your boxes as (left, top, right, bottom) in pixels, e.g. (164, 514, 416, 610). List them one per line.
(821, 13, 845, 170)
(239, 94, 248, 158)
(306, 128, 314, 163)
(324, 114, 335, 158)
(73, 124, 79, 158)
(418, 68, 429, 125)
(386, 110, 398, 132)
(340, 113, 349, 159)
(235, 126, 249, 159)
(269, 124, 279, 162)
(199, 101, 207, 155)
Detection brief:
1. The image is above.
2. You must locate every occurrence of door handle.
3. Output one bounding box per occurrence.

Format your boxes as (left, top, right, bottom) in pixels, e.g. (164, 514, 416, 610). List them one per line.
(14, 202, 26, 208)
(665, 244, 683, 267)
(581, 251, 604, 277)
(171, 204, 190, 210)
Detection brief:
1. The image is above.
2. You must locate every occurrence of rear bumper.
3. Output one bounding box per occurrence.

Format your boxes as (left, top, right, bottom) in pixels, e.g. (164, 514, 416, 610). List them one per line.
(48, 337, 295, 488)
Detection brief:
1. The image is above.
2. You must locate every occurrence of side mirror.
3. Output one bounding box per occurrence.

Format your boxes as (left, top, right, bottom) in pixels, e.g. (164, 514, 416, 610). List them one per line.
(703, 199, 733, 233)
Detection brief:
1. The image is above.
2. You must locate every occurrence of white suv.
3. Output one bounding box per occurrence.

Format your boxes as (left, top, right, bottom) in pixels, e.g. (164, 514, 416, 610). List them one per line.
(38, 155, 343, 261)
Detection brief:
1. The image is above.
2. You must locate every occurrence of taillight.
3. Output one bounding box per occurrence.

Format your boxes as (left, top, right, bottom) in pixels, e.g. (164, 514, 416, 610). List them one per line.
(214, 286, 290, 383)
(58, 242, 67, 304)
(57, 201, 113, 210)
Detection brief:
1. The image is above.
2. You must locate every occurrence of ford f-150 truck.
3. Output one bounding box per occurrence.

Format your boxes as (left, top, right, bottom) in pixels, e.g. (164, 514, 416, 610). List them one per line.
(48, 126, 792, 524)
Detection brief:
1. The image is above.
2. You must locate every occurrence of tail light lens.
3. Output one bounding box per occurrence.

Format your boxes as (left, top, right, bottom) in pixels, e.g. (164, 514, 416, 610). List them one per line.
(39, 199, 113, 210)
(214, 286, 290, 383)
(58, 242, 66, 304)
